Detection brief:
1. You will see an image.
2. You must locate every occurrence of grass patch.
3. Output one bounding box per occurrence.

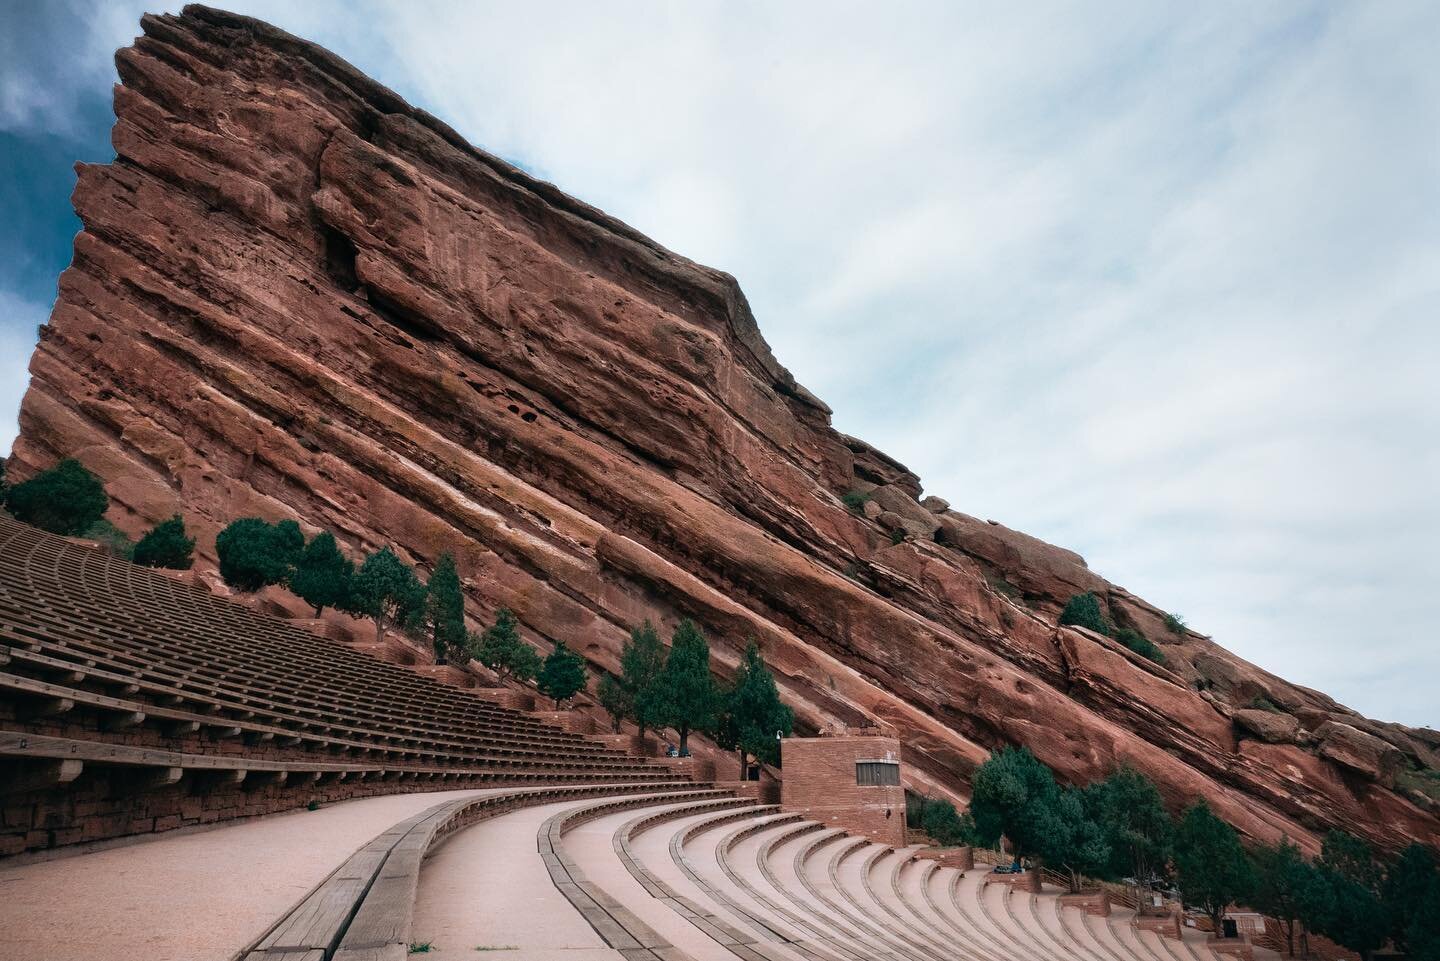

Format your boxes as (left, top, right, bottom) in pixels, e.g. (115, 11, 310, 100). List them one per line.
(840, 489, 872, 513)
(84, 519, 134, 561)
(1396, 768, 1440, 802)
(1248, 696, 1282, 714)
(476, 948, 519, 953)
(409, 943, 434, 954)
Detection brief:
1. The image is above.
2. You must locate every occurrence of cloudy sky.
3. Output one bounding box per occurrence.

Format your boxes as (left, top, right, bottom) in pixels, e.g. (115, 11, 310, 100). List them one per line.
(2, 2, 1437, 726)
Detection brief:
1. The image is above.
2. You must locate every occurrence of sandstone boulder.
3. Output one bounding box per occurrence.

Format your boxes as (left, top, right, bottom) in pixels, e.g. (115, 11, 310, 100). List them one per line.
(1234, 709, 1304, 745)
(1317, 721, 1406, 785)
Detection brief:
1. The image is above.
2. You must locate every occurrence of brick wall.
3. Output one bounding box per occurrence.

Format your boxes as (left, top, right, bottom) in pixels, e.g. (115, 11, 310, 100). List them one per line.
(780, 735, 906, 848)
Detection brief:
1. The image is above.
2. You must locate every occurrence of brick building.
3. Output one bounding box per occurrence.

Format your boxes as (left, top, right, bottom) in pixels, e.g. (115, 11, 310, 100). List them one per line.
(780, 732, 906, 848)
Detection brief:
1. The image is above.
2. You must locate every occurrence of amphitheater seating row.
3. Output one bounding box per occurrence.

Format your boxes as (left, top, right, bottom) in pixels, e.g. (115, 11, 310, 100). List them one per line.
(0, 517, 695, 854)
(349, 790, 1266, 961)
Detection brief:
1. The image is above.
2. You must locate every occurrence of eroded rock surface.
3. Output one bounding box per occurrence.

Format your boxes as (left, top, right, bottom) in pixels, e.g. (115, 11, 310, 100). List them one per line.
(11, 4, 1438, 853)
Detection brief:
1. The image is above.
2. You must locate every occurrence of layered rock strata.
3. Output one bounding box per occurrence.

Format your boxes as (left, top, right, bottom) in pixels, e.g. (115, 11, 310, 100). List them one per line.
(12, 4, 1438, 853)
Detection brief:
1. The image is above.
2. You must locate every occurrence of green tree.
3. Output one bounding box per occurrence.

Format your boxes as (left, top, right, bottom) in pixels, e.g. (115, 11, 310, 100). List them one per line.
(597, 673, 629, 732)
(132, 514, 195, 570)
(1052, 784, 1112, 891)
(651, 619, 721, 756)
(1059, 592, 1110, 635)
(1408, 874, 1440, 961)
(1318, 830, 1382, 891)
(619, 621, 667, 737)
(216, 518, 302, 592)
(424, 553, 466, 664)
(969, 745, 1072, 865)
(919, 799, 977, 847)
(1094, 766, 1173, 890)
(597, 622, 666, 734)
(1173, 800, 1253, 933)
(1384, 844, 1438, 952)
(537, 639, 587, 708)
(5, 459, 108, 535)
(349, 547, 425, 643)
(475, 608, 541, 683)
(1320, 876, 1387, 961)
(716, 641, 794, 777)
(1252, 837, 1311, 956)
(290, 531, 353, 616)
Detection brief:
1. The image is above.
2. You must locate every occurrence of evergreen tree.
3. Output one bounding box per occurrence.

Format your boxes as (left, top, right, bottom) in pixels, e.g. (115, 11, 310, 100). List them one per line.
(1094, 766, 1173, 890)
(350, 547, 425, 643)
(1318, 830, 1382, 891)
(1173, 800, 1253, 933)
(424, 553, 466, 665)
(216, 518, 301, 592)
(5, 458, 108, 535)
(1056, 784, 1113, 892)
(1383, 844, 1438, 953)
(716, 641, 794, 777)
(616, 621, 667, 737)
(969, 745, 1070, 864)
(290, 531, 353, 616)
(1059, 592, 1110, 634)
(537, 640, 587, 708)
(597, 673, 629, 732)
(475, 608, 542, 682)
(1320, 877, 1387, 961)
(1252, 837, 1311, 956)
(131, 514, 195, 570)
(1408, 873, 1440, 961)
(652, 619, 721, 755)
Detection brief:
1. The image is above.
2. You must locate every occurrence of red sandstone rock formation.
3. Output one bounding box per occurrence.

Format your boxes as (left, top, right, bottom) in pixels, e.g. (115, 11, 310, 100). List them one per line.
(11, 4, 1438, 853)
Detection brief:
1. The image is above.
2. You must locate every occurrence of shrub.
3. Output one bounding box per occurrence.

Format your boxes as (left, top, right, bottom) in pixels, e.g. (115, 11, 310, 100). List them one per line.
(537, 639, 587, 708)
(1114, 627, 1165, 664)
(216, 518, 302, 592)
(1248, 696, 1282, 714)
(132, 515, 195, 570)
(889, 527, 905, 545)
(290, 531, 352, 616)
(840, 489, 872, 513)
(1059, 592, 1110, 635)
(1164, 612, 1186, 635)
(6, 459, 108, 535)
(920, 799, 978, 847)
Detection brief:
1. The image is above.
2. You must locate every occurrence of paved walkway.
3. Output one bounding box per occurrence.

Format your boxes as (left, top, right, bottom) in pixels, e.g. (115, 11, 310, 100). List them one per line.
(411, 797, 623, 960)
(0, 789, 487, 961)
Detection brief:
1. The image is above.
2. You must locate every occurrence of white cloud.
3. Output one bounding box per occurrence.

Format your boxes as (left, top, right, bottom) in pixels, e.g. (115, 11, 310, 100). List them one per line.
(4, 1, 1437, 724)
